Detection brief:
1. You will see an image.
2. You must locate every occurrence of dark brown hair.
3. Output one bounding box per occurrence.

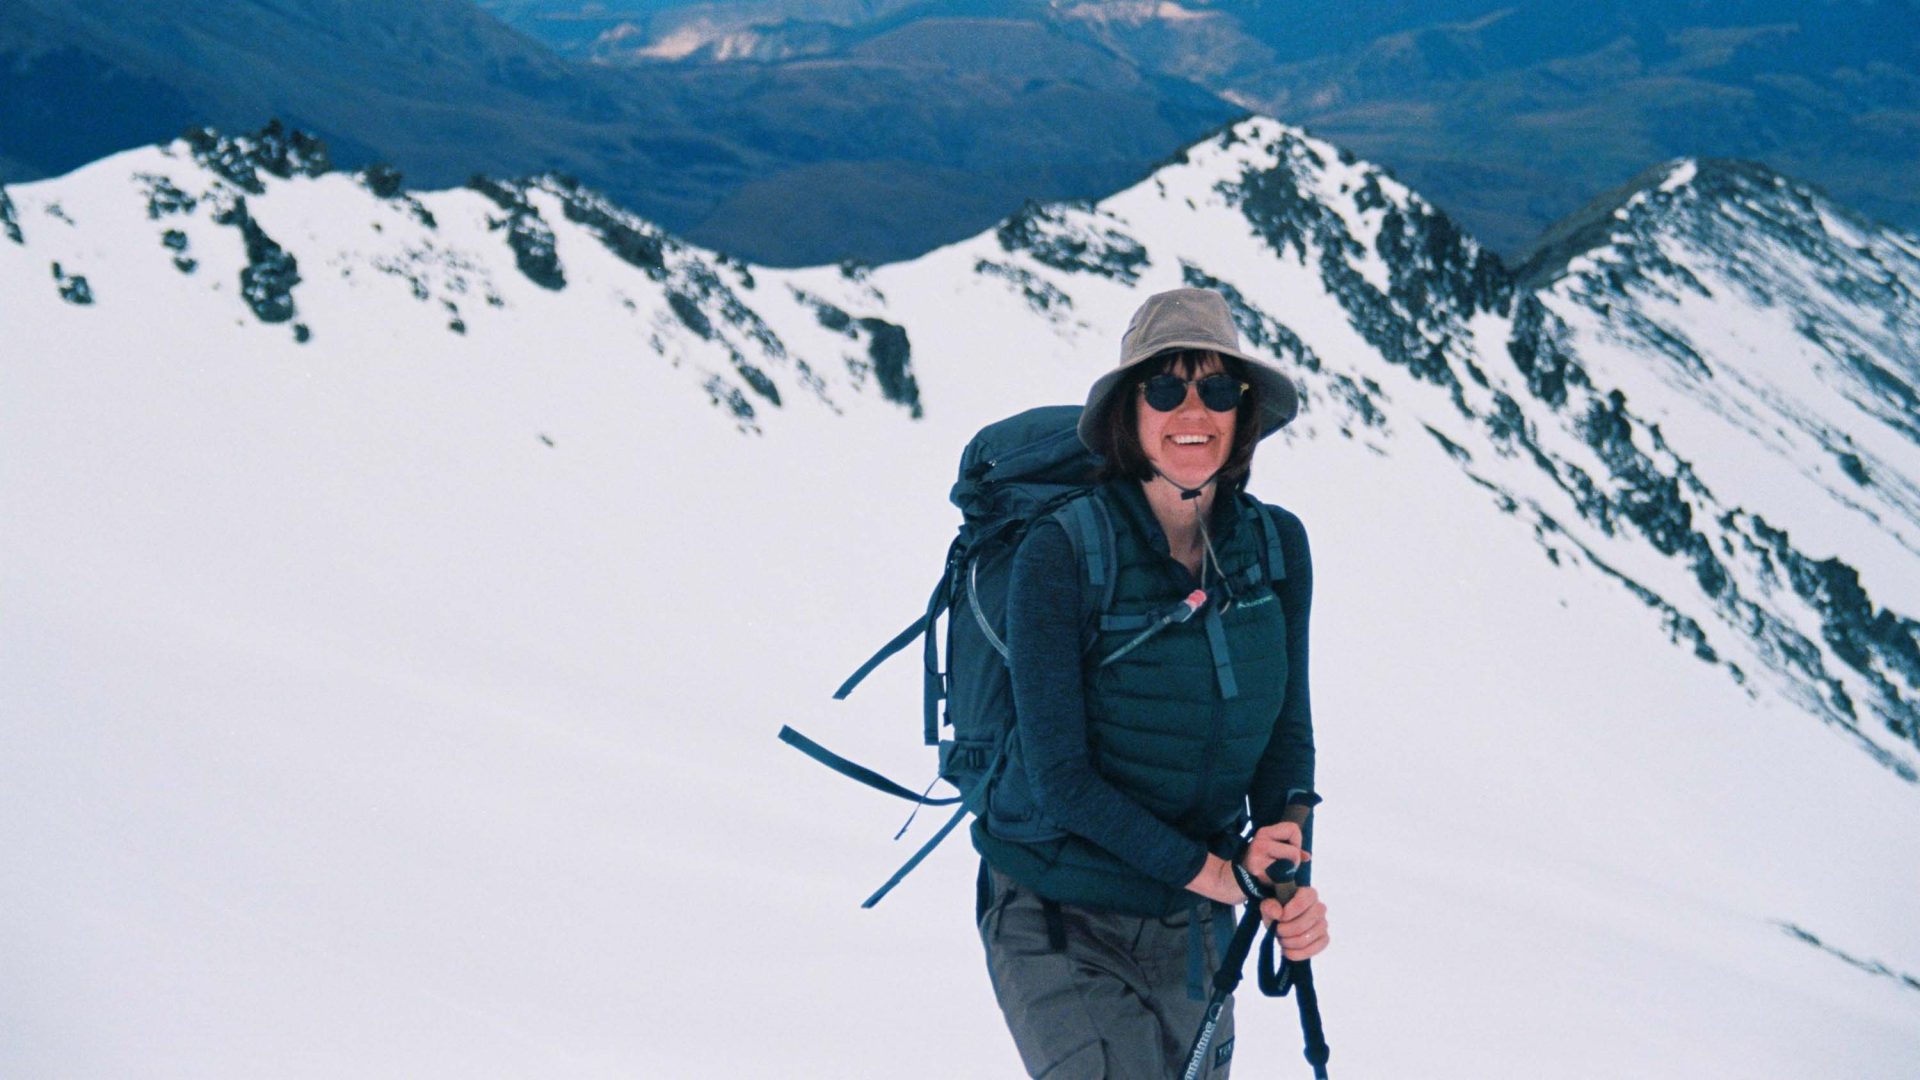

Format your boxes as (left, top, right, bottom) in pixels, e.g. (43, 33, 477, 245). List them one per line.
(1092, 349, 1262, 494)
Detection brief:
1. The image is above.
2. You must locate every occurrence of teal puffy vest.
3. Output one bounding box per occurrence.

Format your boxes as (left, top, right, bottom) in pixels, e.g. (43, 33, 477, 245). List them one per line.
(972, 479, 1294, 917)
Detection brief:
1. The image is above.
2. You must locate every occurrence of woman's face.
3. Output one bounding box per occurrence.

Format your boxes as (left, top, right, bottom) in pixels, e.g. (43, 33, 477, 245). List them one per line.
(1135, 353, 1238, 492)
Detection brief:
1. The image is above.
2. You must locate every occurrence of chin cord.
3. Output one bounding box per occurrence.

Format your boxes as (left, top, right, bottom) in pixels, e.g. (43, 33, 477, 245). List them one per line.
(1155, 467, 1233, 600)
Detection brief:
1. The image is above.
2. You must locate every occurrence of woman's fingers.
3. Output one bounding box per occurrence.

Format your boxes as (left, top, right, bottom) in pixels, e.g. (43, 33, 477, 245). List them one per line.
(1279, 910, 1326, 943)
(1281, 924, 1329, 960)
(1257, 822, 1303, 847)
(1261, 887, 1329, 960)
(1258, 917, 1330, 959)
(1252, 837, 1308, 862)
(1246, 834, 1310, 883)
(1267, 887, 1328, 953)
(1279, 887, 1321, 922)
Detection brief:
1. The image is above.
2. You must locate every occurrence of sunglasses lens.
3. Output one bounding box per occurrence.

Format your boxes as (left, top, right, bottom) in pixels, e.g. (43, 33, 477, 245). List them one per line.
(1142, 374, 1188, 411)
(1198, 375, 1243, 411)
(1141, 373, 1244, 412)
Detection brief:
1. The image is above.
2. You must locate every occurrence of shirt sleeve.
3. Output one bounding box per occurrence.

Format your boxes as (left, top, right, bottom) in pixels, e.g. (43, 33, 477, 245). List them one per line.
(1006, 520, 1210, 889)
(1247, 506, 1316, 886)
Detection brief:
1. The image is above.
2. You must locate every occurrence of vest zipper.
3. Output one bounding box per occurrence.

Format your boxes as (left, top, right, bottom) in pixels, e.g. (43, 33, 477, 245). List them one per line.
(1193, 695, 1226, 834)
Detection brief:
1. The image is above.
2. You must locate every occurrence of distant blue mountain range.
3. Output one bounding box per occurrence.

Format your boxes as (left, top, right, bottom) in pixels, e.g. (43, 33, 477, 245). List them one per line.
(4, 0, 1915, 266)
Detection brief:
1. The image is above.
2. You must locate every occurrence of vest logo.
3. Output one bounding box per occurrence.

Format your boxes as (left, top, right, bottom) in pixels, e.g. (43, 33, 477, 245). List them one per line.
(1235, 592, 1274, 609)
(1215, 1036, 1235, 1068)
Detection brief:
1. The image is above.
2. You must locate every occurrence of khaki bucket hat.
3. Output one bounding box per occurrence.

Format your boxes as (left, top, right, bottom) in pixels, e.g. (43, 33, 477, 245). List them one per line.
(1077, 287, 1300, 449)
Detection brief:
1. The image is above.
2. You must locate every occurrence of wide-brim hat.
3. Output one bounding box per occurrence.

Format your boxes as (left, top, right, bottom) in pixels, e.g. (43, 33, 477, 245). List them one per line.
(1077, 287, 1300, 449)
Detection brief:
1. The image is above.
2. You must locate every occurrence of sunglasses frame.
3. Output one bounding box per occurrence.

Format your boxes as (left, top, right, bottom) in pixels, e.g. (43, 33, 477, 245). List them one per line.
(1139, 373, 1249, 413)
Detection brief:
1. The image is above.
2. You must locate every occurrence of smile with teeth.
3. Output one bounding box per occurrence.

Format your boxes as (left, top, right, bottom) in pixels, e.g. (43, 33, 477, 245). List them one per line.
(1169, 434, 1214, 445)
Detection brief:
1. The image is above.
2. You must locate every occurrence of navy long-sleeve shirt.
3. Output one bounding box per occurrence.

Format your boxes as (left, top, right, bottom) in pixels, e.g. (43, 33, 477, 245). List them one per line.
(1004, 495, 1315, 890)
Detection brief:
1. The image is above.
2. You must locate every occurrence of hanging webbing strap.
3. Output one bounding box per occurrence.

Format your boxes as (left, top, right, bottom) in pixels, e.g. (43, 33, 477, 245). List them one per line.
(859, 800, 970, 908)
(1042, 900, 1067, 952)
(776, 726, 962, 806)
(1213, 903, 1235, 978)
(795, 562, 964, 811)
(829, 538, 960, 758)
(833, 551, 955, 705)
(922, 568, 954, 747)
(832, 612, 927, 700)
(1186, 902, 1208, 1002)
(1181, 899, 1241, 1003)
(858, 739, 1006, 908)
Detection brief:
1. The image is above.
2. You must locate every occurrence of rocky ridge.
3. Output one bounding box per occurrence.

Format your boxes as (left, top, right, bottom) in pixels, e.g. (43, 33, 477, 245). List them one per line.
(3, 114, 1915, 782)
(955, 118, 1920, 779)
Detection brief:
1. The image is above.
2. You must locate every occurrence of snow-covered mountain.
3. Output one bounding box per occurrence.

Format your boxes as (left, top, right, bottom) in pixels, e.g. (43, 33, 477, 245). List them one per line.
(4, 117, 1917, 1076)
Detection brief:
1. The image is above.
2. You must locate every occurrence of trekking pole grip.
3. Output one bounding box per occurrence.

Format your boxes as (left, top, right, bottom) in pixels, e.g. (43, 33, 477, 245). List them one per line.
(1274, 797, 1329, 1078)
(1247, 799, 1311, 904)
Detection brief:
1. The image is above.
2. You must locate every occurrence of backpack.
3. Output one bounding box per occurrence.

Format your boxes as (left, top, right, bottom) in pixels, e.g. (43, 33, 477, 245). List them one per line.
(778, 403, 1287, 907)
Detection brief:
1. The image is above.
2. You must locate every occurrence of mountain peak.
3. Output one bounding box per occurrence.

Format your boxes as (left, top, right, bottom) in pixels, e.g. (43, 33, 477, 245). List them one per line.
(1511, 155, 1909, 293)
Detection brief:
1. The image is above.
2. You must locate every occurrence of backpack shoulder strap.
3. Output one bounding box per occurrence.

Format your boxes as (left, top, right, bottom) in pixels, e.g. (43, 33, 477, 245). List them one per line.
(1243, 493, 1287, 584)
(1051, 490, 1118, 649)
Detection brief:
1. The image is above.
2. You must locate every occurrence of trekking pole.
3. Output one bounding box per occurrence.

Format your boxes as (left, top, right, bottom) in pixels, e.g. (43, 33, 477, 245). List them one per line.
(1258, 922, 1330, 1078)
(1179, 882, 1268, 1080)
(1260, 799, 1331, 1080)
(1180, 802, 1330, 1079)
(1287, 960, 1331, 1079)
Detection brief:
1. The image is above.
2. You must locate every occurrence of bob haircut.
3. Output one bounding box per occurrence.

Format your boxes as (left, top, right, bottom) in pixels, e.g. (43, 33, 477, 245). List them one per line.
(1092, 348, 1263, 494)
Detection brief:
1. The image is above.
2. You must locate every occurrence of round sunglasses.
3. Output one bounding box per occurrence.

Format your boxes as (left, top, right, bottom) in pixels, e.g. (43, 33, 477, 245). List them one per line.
(1138, 373, 1248, 412)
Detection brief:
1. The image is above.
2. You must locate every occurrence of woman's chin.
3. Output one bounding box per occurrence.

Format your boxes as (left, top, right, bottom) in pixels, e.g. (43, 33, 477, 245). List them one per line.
(1149, 461, 1224, 492)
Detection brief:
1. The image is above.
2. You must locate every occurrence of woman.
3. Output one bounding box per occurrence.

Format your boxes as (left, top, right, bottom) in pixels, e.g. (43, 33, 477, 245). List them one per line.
(971, 287, 1328, 1079)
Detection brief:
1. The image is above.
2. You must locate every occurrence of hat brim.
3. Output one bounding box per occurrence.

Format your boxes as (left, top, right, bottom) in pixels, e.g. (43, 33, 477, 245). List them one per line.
(1077, 344, 1300, 449)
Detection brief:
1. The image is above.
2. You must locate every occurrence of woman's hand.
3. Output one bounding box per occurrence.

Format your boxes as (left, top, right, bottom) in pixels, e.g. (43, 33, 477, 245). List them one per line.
(1260, 887, 1329, 960)
(1186, 821, 1315, 906)
(1185, 854, 1245, 905)
(1240, 821, 1310, 886)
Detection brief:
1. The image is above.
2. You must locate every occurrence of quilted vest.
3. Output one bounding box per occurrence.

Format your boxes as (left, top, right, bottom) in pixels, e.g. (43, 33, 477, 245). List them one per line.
(973, 479, 1293, 917)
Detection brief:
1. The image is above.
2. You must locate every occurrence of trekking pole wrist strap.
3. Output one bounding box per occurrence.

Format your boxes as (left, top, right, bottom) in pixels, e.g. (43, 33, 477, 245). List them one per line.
(1228, 842, 1272, 903)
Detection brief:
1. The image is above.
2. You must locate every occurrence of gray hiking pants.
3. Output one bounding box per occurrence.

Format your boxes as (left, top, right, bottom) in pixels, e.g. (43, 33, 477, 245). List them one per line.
(976, 863, 1237, 1079)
